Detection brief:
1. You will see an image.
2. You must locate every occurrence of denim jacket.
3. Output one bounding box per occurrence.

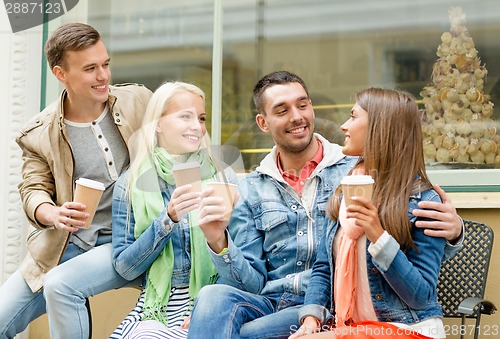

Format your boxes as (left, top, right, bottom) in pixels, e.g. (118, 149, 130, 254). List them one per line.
(208, 134, 358, 296)
(299, 188, 446, 325)
(112, 167, 237, 287)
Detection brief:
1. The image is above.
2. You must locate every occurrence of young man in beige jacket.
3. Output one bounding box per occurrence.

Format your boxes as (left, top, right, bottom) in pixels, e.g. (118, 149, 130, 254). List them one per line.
(0, 23, 152, 339)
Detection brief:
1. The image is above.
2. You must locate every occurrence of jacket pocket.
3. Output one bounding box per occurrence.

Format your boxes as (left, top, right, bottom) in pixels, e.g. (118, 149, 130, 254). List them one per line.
(317, 201, 327, 215)
(254, 203, 290, 232)
(253, 205, 293, 265)
(27, 228, 68, 272)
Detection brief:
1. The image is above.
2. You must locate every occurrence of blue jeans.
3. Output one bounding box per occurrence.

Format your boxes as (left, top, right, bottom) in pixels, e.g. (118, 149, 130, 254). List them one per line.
(0, 236, 139, 339)
(188, 284, 303, 339)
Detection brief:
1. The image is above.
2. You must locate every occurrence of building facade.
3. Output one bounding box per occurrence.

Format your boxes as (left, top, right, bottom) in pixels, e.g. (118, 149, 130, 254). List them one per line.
(1, 1, 499, 337)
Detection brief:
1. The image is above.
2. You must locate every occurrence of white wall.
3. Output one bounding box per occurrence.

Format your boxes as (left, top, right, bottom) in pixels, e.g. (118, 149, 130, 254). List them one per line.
(0, 6, 44, 339)
(0, 3, 42, 284)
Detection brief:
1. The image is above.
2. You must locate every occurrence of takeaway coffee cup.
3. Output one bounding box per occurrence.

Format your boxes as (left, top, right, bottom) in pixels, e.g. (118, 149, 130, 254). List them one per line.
(206, 182, 238, 220)
(73, 178, 105, 229)
(172, 162, 202, 193)
(341, 175, 374, 207)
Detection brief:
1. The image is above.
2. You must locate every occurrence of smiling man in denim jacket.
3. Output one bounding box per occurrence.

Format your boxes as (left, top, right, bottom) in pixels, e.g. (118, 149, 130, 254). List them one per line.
(188, 71, 463, 339)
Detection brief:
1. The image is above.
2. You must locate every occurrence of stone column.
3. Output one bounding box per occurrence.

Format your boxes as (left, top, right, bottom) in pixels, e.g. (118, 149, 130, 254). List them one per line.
(0, 13, 43, 339)
(0, 15, 42, 280)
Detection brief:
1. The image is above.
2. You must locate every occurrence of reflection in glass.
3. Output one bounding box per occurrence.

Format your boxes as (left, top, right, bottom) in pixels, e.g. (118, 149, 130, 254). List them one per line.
(87, 0, 500, 178)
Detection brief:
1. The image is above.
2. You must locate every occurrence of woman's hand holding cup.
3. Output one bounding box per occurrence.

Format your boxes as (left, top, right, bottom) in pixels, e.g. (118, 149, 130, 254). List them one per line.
(198, 184, 239, 253)
(167, 184, 201, 222)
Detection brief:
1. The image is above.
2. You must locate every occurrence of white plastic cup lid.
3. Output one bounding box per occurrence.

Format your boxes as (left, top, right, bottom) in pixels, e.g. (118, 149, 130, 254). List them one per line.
(75, 178, 105, 191)
(341, 175, 374, 185)
(206, 182, 237, 187)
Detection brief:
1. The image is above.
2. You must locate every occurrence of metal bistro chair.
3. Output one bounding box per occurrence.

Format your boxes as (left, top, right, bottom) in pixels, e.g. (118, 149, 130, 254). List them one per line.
(437, 220, 497, 339)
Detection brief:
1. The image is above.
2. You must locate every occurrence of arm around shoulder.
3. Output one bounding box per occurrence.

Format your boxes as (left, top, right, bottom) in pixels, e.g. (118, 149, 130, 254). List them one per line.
(413, 184, 463, 245)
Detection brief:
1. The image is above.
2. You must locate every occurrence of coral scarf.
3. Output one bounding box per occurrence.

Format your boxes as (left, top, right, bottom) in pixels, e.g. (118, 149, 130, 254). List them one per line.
(334, 197, 365, 326)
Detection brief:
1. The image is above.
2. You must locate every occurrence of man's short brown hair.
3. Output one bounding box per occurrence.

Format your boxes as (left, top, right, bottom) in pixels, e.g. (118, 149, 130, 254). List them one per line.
(44, 23, 101, 69)
(252, 70, 309, 115)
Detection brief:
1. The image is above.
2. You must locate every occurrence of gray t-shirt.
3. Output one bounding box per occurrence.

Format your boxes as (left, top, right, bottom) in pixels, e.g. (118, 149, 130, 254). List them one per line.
(65, 107, 129, 250)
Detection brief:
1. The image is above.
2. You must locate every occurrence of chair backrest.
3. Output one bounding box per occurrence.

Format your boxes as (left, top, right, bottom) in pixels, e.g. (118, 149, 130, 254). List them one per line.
(437, 220, 494, 318)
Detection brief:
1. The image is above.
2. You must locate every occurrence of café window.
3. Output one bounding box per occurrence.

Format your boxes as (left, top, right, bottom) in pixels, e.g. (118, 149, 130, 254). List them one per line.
(44, 0, 500, 192)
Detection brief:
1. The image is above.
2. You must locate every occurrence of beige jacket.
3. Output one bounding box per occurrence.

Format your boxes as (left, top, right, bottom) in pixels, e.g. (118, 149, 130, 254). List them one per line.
(15, 84, 152, 292)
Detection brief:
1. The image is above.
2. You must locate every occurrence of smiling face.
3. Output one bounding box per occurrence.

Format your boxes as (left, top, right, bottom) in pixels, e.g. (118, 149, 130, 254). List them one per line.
(53, 40, 110, 113)
(156, 91, 206, 155)
(341, 103, 369, 156)
(256, 82, 315, 155)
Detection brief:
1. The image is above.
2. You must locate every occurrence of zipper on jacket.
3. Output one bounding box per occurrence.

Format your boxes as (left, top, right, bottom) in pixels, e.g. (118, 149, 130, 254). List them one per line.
(293, 272, 300, 294)
(292, 179, 319, 295)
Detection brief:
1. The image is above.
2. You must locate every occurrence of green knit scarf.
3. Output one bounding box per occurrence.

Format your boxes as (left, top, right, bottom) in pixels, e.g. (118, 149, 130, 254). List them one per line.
(131, 147, 218, 324)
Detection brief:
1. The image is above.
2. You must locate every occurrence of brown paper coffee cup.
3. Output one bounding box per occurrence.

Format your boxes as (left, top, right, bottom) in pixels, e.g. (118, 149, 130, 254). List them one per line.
(341, 175, 374, 207)
(73, 178, 105, 229)
(172, 162, 202, 193)
(207, 182, 237, 220)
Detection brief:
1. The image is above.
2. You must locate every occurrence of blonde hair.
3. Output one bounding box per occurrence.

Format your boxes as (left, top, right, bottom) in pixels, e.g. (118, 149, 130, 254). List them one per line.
(327, 88, 432, 250)
(126, 81, 206, 196)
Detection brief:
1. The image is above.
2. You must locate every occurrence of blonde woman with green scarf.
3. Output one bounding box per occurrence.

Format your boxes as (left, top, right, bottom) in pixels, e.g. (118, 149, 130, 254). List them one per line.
(109, 82, 237, 339)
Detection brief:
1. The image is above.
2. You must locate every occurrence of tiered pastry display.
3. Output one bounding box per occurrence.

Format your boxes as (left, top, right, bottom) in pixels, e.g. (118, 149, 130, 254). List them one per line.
(420, 7, 499, 167)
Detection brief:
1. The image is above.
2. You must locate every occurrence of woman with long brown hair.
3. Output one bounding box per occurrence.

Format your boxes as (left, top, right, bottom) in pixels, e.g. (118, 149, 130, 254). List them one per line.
(290, 88, 446, 339)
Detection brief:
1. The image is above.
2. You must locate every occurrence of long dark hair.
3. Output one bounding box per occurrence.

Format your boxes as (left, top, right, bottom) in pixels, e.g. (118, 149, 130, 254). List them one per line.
(328, 88, 432, 250)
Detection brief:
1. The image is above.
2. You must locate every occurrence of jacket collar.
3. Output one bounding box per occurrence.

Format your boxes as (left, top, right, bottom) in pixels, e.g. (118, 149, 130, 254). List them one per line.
(256, 133, 346, 182)
(55, 87, 117, 129)
(56, 90, 67, 130)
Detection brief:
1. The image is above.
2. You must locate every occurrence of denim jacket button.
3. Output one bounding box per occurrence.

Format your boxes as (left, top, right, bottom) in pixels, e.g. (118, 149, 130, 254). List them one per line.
(296, 261, 303, 266)
(286, 274, 292, 279)
(298, 231, 304, 236)
(291, 205, 297, 210)
(375, 294, 382, 300)
(371, 267, 378, 274)
(163, 220, 172, 232)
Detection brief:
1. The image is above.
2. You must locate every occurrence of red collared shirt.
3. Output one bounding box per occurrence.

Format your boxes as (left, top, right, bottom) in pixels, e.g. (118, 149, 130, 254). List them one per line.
(277, 139, 324, 195)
